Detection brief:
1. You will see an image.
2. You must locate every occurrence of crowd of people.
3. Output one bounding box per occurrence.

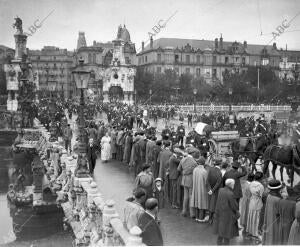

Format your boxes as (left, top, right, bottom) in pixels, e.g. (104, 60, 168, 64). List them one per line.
(36, 98, 300, 246)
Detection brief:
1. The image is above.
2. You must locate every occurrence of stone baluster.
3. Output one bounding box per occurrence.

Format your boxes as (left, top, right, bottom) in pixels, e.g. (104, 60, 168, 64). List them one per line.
(102, 200, 118, 246)
(128, 226, 143, 246)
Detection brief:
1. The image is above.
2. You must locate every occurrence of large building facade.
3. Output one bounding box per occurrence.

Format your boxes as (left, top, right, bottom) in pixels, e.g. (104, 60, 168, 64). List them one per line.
(73, 25, 136, 104)
(137, 35, 282, 84)
(28, 46, 74, 98)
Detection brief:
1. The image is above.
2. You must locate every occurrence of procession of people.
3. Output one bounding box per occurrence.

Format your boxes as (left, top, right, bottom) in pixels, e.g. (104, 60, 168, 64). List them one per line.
(37, 97, 300, 246)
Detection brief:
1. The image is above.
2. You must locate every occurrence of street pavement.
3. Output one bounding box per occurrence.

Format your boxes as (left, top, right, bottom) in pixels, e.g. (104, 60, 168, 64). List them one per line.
(93, 158, 248, 246)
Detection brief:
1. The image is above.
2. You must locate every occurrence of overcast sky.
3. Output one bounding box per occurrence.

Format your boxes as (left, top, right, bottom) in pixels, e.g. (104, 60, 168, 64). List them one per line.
(0, 0, 300, 52)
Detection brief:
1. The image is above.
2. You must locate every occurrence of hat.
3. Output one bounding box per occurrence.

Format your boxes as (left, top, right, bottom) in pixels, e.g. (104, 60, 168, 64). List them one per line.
(145, 198, 158, 210)
(155, 177, 162, 182)
(232, 161, 240, 169)
(134, 188, 146, 199)
(198, 156, 206, 165)
(214, 158, 222, 166)
(268, 180, 282, 190)
(142, 163, 151, 171)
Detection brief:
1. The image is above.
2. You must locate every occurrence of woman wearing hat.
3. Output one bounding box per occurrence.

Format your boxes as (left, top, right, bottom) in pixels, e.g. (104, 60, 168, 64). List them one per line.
(262, 179, 283, 245)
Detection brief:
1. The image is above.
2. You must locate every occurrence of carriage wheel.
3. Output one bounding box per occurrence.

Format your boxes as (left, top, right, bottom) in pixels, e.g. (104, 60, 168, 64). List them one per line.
(208, 139, 218, 158)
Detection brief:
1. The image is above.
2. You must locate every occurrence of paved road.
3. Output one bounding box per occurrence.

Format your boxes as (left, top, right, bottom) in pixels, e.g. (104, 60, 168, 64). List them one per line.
(93, 158, 248, 246)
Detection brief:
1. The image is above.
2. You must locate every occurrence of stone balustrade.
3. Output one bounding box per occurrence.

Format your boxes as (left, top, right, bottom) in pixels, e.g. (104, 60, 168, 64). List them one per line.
(29, 120, 144, 246)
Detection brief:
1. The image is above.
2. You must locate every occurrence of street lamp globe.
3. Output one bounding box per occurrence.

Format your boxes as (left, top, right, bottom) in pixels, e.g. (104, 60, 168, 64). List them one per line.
(72, 58, 90, 89)
(193, 88, 197, 95)
(228, 87, 233, 95)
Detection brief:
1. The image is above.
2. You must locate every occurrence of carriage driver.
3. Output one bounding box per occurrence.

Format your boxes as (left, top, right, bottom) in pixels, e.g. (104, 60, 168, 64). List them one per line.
(254, 118, 267, 135)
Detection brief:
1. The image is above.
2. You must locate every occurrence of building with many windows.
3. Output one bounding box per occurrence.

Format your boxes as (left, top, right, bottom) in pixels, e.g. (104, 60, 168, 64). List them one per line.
(28, 46, 74, 98)
(278, 49, 300, 81)
(137, 35, 282, 84)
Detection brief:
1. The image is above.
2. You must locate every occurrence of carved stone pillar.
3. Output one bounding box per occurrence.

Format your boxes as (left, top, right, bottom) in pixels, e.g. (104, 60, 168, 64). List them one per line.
(14, 34, 27, 61)
(128, 226, 143, 246)
(102, 200, 118, 246)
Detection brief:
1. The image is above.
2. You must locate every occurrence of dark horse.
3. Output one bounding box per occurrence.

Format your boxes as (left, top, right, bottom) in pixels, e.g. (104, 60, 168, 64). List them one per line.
(231, 135, 270, 167)
(262, 143, 300, 186)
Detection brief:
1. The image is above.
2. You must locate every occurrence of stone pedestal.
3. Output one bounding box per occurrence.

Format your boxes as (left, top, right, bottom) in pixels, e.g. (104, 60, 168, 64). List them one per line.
(14, 34, 27, 60)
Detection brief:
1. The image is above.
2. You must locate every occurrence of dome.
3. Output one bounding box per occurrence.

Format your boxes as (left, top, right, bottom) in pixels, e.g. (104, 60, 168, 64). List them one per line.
(120, 25, 131, 42)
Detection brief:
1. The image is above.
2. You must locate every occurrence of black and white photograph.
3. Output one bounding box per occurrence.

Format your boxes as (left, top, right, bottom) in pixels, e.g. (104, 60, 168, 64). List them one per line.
(0, 0, 300, 246)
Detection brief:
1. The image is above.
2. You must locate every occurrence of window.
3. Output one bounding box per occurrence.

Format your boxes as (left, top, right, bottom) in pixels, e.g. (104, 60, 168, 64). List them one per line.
(242, 57, 246, 65)
(37, 56, 40, 60)
(157, 54, 161, 62)
(213, 68, 217, 77)
(175, 54, 179, 63)
(157, 67, 161, 73)
(235, 57, 239, 63)
(125, 57, 130, 64)
(196, 68, 201, 75)
(175, 67, 179, 74)
(88, 53, 92, 63)
(145, 56, 147, 63)
(185, 67, 190, 74)
(54, 63, 57, 68)
(204, 68, 211, 76)
(262, 58, 269, 66)
(93, 54, 96, 63)
(225, 57, 229, 64)
(196, 55, 201, 64)
(53, 56, 56, 60)
(186, 55, 190, 64)
(213, 56, 217, 64)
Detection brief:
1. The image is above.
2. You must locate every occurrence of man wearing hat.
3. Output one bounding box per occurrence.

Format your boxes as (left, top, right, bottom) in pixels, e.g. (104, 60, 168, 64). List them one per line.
(262, 179, 283, 245)
(206, 158, 223, 224)
(177, 148, 198, 217)
(135, 164, 154, 199)
(223, 161, 247, 206)
(138, 198, 163, 246)
(124, 188, 146, 231)
(177, 122, 185, 146)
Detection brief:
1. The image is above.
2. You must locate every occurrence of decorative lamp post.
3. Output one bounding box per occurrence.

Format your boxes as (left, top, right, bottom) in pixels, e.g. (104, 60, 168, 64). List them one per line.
(193, 88, 197, 113)
(72, 58, 91, 155)
(149, 89, 152, 105)
(47, 80, 58, 142)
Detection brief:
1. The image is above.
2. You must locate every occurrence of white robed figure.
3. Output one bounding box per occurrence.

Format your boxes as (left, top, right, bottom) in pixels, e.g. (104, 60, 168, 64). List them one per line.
(101, 132, 111, 162)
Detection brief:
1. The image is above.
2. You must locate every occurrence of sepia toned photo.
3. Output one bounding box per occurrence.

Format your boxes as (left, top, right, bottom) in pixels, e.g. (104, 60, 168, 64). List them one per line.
(0, 0, 300, 246)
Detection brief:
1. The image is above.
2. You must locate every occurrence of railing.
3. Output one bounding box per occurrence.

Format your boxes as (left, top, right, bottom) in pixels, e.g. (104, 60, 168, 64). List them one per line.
(29, 122, 144, 246)
(167, 105, 291, 113)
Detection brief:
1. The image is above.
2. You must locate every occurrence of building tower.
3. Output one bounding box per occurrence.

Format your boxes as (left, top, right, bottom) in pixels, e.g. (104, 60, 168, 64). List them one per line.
(102, 25, 136, 104)
(77, 32, 87, 50)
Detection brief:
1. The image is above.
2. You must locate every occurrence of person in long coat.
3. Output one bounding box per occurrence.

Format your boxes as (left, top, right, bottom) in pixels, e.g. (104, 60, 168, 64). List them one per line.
(135, 164, 154, 199)
(288, 199, 300, 245)
(213, 178, 239, 245)
(206, 159, 223, 224)
(190, 157, 209, 222)
(246, 172, 264, 241)
(145, 137, 155, 165)
(110, 127, 117, 159)
(101, 132, 111, 162)
(222, 161, 247, 205)
(278, 195, 296, 244)
(123, 131, 133, 165)
(262, 180, 283, 245)
(151, 141, 162, 179)
(138, 198, 163, 246)
(240, 173, 254, 232)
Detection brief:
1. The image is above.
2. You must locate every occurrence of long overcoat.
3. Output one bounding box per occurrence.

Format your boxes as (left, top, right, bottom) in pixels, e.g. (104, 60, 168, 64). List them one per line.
(213, 186, 239, 239)
(190, 165, 209, 209)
